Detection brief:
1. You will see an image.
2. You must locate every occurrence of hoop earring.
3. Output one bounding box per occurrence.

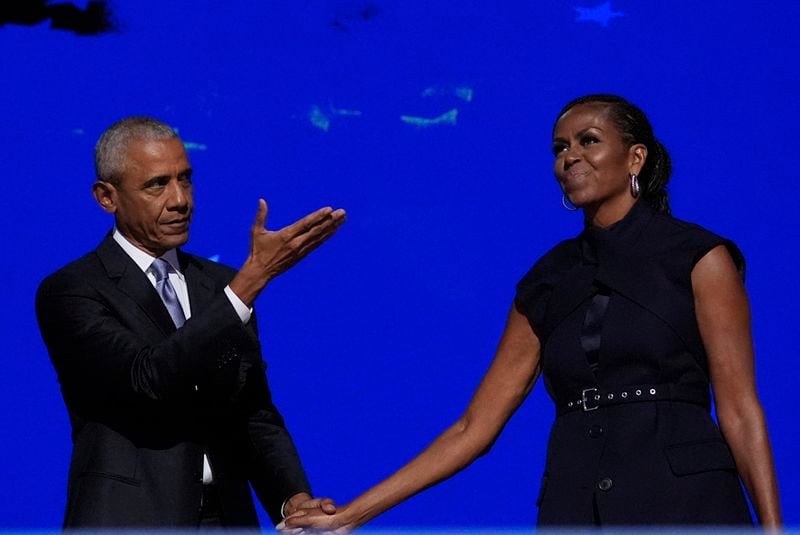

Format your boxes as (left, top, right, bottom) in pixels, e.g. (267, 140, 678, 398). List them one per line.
(561, 194, 578, 211)
(630, 174, 640, 198)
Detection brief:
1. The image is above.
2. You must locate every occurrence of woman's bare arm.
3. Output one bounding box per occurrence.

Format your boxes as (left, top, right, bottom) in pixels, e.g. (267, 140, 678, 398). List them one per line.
(693, 245, 781, 527)
(282, 303, 541, 532)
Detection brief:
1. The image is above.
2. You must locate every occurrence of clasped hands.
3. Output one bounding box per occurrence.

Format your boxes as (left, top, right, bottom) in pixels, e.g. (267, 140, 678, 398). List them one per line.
(278, 492, 337, 533)
(277, 497, 354, 534)
(229, 199, 346, 306)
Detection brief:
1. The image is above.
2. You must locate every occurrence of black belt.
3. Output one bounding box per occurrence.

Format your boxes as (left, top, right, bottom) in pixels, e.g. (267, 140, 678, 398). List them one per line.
(557, 384, 710, 415)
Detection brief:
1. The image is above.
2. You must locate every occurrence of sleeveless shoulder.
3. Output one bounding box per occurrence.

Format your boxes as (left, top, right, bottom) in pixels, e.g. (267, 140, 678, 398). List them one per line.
(645, 212, 746, 281)
(515, 237, 582, 339)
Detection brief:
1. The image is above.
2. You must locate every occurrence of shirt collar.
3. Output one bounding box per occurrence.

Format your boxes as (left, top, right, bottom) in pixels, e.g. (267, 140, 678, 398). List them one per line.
(112, 228, 183, 278)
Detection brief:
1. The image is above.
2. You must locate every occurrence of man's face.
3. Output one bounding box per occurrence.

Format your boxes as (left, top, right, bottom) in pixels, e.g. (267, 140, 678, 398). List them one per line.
(94, 137, 193, 257)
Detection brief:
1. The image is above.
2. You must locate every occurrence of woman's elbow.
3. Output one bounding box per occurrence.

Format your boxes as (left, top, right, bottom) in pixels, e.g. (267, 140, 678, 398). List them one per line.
(452, 414, 503, 459)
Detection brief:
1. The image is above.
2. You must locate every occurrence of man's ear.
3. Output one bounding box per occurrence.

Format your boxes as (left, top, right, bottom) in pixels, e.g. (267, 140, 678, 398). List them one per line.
(92, 181, 118, 214)
(629, 143, 648, 176)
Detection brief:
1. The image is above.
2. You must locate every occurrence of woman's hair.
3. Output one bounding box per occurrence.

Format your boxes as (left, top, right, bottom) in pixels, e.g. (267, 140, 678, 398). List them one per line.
(554, 94, 672, 215)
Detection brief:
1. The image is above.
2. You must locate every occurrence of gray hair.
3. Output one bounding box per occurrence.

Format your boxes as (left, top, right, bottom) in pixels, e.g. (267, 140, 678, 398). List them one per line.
(94, 116, 178, 184)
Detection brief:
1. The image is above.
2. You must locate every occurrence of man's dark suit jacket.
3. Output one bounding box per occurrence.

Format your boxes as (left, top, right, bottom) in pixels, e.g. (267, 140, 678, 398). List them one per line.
(36, 234, 311, 528)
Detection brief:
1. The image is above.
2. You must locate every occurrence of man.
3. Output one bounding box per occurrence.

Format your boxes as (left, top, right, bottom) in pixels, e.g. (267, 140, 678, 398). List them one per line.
(35, 117, 345, 528)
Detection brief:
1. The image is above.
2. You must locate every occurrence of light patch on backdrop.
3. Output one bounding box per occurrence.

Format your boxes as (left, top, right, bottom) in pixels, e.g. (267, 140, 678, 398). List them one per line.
(173, 127, 206, 150)
(421, 85, 474, 102)
(400, 108, 458, 128)
(309, 105, 331, 131)
(575, 2, 624, 27)
(454, 87, 474, 102)
(183, 141, 208, 151)
(308, 104, 362, 131)
(330, 105, 362, 117)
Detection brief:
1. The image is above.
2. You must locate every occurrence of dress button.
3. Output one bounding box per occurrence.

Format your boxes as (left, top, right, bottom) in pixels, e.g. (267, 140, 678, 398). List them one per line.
(588, 425, 604, 438)
(598, 477, 613, 491)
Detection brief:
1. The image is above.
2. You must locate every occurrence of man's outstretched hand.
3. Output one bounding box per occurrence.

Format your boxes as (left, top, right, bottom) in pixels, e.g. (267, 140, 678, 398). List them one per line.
(230, 199, 346, 306)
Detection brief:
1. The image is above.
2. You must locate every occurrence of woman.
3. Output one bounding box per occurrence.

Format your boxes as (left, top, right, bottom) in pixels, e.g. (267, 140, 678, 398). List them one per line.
(283, 94, 781, 529)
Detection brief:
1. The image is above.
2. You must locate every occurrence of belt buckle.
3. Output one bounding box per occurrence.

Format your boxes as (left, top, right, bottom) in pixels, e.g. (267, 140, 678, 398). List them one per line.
(581, 388, 599, 412)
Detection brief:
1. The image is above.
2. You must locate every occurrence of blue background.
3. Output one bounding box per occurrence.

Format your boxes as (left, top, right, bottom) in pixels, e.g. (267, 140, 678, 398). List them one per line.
(1, 0, 797, 528)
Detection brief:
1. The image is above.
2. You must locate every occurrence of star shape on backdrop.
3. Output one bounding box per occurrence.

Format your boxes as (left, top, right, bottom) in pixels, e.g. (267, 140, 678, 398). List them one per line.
(575, 2, 624, 27)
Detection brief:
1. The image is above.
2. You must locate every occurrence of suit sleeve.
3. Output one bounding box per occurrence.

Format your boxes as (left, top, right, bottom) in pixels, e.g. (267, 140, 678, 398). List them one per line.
(231, 312, 312, 524)
(36, 268, 255, 406)
(244, 368, 312, 523)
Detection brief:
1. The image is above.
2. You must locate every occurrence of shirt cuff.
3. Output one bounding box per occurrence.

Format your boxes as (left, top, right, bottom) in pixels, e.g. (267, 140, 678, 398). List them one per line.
(280, 497, 289, 519)
(224, 285, 252, 324)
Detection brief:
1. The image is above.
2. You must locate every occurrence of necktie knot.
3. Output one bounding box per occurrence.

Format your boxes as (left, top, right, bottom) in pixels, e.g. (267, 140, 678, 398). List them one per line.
(151, 257, 171, 282)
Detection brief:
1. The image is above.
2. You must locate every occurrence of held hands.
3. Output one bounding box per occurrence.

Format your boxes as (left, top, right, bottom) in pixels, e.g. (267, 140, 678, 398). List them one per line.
(278, 502, 356, 534)
(276, 493, 340, 534)
(230, 199, 346, 306)
(285, 492, 337, 517)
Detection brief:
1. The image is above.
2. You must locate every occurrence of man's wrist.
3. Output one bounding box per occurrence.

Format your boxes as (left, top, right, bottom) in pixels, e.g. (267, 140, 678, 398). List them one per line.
(223, 285, 252, 323)
(228, 261, 265, 308)
(281, 492, 312, 518)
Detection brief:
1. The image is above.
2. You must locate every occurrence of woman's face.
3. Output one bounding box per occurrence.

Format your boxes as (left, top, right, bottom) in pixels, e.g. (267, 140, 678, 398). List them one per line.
(552, 103, 645, 214)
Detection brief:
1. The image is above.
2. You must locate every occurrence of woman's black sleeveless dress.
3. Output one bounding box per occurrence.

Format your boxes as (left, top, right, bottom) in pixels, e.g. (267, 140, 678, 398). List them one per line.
(515, 201, 752, 525)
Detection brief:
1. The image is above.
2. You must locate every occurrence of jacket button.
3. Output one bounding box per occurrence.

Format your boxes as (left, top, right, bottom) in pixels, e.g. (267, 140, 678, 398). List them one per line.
(588, 425, 604, 438)
(598, 477, 613, 491)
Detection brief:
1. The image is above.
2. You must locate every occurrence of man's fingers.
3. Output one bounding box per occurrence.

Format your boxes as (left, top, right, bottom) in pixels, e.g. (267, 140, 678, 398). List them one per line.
(276, 520, 305, 535)
(276, 519, 304, 534)
(283, 518, 322, 531)
(252, 198, 268, 231)
(297, 498, 322, 509)
(297, 497, 336, 511)
(276, 211, 344, 264)
(283, 206, 344, 239)
(293, 210, 346, 245)
(283, 513, 309, 529)
(284, 206, 333, 238)
(296, 497, 336, 515)
(287, 219, 344, 261)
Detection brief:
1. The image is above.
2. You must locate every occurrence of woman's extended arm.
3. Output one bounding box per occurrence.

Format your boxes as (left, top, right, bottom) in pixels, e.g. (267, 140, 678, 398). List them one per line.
(692, 245, 781, 527)
(282, 303, 542, 533)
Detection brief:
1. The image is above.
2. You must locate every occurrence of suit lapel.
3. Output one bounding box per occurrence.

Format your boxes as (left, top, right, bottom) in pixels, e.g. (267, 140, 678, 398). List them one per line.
(179, 251, 217, 315)
(95, 234, 177, 336)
